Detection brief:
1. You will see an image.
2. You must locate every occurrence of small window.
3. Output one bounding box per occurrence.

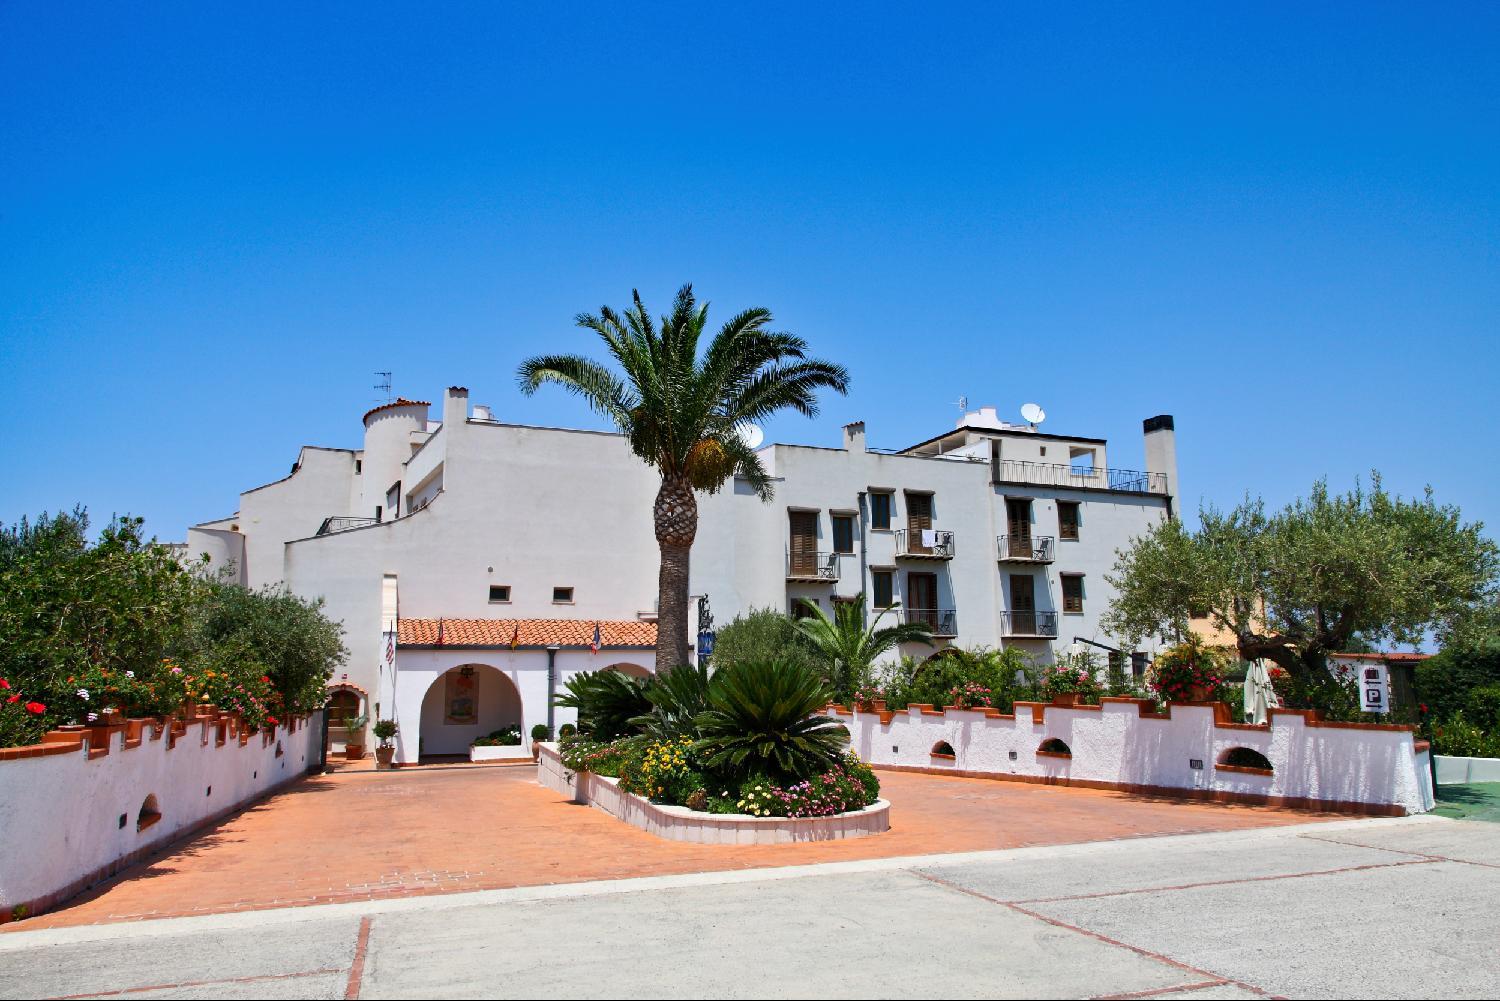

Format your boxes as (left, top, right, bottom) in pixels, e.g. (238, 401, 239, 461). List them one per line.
(832, 515, 855, 554)
(1038, 738, 1072, 757)
(1061, 574, 1084, 613)
(793, 598, 819, 619)
(1058, 502, 1080, 541)
(871, 570, 894, 609)
(488, 585, 511, 603)
(1131, 652, 1148, 678)
(355, 459, 363, 474)
(870, 492, 893, 530)
(552, 586, 574, 603)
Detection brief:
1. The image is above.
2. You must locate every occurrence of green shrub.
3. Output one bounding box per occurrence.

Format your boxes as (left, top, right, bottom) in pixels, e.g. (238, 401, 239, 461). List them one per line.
(695, 659, 848, 784)
(1463, 684, 1500, 731)
(711, 608, 820, 676)
(553, 669, 651, 740)
(1431, 713, 1500, 758)
(472, 725, 522, 747)
(1416, 637, 1500, 721)
(1040, 656, 1104, 704)
(632, 662, 714, 741)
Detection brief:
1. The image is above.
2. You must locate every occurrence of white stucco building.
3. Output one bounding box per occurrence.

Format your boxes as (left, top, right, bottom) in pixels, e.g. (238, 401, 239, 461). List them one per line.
(183, 387, 1180, 764)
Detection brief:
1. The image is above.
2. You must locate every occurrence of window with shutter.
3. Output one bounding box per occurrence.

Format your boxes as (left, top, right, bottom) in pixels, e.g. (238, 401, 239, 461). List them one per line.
(1059, 501, 1080, 541)
(870, 492, 893, 530)
(1061, 575, 1084, 613)
(871, 569, 894, 608)
(832, 515, 855, 554)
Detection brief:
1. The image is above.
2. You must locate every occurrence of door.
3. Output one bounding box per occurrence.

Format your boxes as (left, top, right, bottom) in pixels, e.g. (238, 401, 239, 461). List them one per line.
(1009, 573, 1036, 634)
(908, 572, 938, 631)
(1005, 499, 1032, 558)
(789, 511, 818, 577)
(906, 492, 933, 553)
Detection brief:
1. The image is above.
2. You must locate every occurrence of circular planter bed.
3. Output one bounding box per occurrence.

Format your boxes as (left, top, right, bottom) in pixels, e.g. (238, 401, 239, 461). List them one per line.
(536, 744, 890, 844)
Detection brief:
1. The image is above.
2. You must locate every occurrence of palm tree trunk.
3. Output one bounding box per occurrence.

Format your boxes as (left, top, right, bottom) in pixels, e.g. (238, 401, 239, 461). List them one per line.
(653, 475, 697, 670)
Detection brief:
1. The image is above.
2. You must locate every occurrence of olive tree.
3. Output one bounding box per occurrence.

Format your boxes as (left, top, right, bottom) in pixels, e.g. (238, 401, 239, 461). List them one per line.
(1104, 475, 1499, 682)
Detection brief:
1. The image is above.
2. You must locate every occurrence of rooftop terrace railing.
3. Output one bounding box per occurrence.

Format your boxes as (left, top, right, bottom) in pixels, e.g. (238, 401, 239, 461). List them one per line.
(993, 459, 1167, 494)
(316, 516, 380, 536)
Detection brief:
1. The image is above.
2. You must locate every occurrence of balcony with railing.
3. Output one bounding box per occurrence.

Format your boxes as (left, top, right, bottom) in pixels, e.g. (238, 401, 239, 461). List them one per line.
(786, 550, 841, 582)
(893, 529, 956, 560)
(903, 607, 958, 637)
(993, 459, 1168, 495)
(999, 610, 1059, 638)
(316, 516, 380, 536)
(997, 534, 1055, 563)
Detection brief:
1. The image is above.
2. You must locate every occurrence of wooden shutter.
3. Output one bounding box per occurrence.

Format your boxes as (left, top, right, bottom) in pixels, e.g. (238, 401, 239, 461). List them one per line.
(789, 511, 818, 576)
(1062, 574, 1084, 613)
(1059, 502, 1079, 541)
(1009, 573, 1036, 634)
(906, 492, 933, 553)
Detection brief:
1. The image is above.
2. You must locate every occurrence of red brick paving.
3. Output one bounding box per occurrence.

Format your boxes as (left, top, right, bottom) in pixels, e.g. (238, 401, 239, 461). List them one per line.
(12, 764, 1337, 929)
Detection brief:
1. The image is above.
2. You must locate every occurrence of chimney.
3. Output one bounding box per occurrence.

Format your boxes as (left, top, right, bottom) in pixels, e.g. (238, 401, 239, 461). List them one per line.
(444, 386, 469, 430)
(1143, 415, 1178, 516)
(843, 420, 866, 453)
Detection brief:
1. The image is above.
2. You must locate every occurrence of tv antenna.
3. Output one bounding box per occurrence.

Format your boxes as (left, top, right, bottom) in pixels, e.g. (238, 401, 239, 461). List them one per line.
(954, 395, 968, 413)
(374, 371, 393, 404)
(1020, 402, 1046, 428)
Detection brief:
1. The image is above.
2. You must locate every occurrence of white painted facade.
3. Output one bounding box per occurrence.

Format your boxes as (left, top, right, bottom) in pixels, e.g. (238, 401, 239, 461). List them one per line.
(843, 702, 1433, 815)
(0, 715, 320, 920)
(183, 388, 1180, 763)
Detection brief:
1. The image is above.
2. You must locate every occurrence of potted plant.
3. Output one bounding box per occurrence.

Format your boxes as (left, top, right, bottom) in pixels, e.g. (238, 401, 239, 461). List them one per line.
(1040, 655, 1103, 707)
(530, 722, 551, 761)
(1147, 637, 1228, 704)
(373, 718, 398, 769)
(342, 713, 369, 760)
(470, 724, 526, 761)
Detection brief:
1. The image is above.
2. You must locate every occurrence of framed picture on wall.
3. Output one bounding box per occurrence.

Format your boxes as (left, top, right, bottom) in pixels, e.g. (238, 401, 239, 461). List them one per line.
(444, 669, 477, 725)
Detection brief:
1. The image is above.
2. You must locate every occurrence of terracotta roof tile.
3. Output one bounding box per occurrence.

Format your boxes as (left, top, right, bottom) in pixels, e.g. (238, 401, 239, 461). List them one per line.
(398, 618, 656, 649)
(362, 398, 432, 424)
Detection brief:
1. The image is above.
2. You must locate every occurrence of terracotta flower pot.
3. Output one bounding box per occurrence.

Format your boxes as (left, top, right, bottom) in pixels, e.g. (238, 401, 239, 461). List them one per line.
(531, 740, 541, 762)
(375, 745, 395, 769)
(344, 743, 366, 761)
(1052, 693, 1078, 707)
(1184, 684, 1215, 702)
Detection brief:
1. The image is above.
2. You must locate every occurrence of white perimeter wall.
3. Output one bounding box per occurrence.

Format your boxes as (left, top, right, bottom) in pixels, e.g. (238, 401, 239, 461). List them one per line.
(0, 714, 320, 919)
(845, 702, 1433, 815)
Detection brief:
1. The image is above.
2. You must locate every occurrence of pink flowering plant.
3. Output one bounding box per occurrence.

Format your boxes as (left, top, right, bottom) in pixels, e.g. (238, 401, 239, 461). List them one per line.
(1040, 656, 1104, 703)
(706, 753, 880, 818)
(945, 681, 994, 710)
(1146, 637, 1228, 703)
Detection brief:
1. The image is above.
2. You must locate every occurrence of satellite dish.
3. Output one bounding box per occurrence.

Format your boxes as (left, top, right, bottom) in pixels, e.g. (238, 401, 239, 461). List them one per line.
(1020, 402, 1046, 427)
(736, 422, 764, 449)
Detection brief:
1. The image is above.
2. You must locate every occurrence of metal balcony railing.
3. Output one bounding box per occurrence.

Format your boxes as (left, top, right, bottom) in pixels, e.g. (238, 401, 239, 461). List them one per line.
(893, 529, 956, 559)
(993, 459, 1168, 495)
(903, 607, 958, 637)
(316, 516, 380, 536)
(786, 550, 840, 581)
(999, 610, 1059, 638)
(997, 535, 1055, 563)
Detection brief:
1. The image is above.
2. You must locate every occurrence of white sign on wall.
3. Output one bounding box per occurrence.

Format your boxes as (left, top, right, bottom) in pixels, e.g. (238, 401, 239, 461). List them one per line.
(1358, 663, 1390, 715)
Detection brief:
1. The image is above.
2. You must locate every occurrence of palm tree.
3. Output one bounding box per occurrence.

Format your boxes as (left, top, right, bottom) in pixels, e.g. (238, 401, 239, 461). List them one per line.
(518, 284, 849, 669)
(794, 595, 934, 700)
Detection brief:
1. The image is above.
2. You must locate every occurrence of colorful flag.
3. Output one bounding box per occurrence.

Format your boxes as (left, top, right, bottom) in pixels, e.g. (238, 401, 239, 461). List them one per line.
(590, 621, 601, 654)
(436, 617, 445, 646)
(509, 622, 520, 650)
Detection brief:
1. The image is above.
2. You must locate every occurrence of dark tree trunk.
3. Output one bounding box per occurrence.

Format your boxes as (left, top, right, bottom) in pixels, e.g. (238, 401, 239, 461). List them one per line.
(653, 476, 697, 671)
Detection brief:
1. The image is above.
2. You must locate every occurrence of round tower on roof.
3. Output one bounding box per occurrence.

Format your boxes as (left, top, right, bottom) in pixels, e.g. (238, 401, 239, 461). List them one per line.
(360, 398, 430, 520)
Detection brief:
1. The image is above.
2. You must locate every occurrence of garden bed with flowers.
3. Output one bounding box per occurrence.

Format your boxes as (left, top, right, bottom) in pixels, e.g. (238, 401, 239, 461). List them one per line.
(538, 742, 890, 844)
(541, 658, 890, 841)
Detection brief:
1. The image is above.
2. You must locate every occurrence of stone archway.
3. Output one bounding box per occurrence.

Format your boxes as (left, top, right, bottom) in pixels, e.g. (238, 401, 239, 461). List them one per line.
(417, 664, 523, 757)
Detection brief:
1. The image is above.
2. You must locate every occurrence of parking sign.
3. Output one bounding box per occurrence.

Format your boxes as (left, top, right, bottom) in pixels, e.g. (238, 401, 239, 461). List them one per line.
(1358, 664, 1390, 715)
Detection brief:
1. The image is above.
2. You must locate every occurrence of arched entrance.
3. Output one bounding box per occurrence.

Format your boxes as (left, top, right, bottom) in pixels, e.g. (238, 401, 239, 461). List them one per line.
(324, 683, 368, 753)
(418, 664, 523, 758)
(602, 662, 652, 680)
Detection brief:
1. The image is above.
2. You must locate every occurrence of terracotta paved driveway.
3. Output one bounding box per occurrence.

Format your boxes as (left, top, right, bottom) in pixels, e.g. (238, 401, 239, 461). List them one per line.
(16, 763, 1335, 929)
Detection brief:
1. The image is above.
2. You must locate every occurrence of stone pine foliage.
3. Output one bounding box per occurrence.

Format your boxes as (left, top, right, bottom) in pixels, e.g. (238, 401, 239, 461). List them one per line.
(1104, 474, 1499, 683)
(0, 507, 348, 747)
(555, 658, 880, 818)
(517, 284, 849, 668)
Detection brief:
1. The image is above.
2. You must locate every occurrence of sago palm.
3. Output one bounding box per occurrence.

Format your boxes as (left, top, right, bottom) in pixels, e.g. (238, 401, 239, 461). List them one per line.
(794, 595, 933, 701)
(519, 284, 849, 668)
(693, 659, 849, 783)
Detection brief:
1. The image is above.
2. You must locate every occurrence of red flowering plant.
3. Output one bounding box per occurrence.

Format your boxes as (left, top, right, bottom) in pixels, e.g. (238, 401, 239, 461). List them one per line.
(0, 677, 50, 746)
(946, 681, 994, 710)
(1146, 636, 1229, 703)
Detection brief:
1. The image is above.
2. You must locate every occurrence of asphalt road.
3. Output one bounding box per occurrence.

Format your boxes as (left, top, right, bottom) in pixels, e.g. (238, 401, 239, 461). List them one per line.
(2, 814, 1496, 999)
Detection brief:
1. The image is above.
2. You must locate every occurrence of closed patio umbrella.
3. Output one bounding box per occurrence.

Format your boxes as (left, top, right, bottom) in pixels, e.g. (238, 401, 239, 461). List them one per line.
(1244, 659, 1278, 724)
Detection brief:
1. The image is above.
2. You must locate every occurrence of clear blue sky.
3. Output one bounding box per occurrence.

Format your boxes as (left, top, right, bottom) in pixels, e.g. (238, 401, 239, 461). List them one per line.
(2, 2, 1496, 542)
